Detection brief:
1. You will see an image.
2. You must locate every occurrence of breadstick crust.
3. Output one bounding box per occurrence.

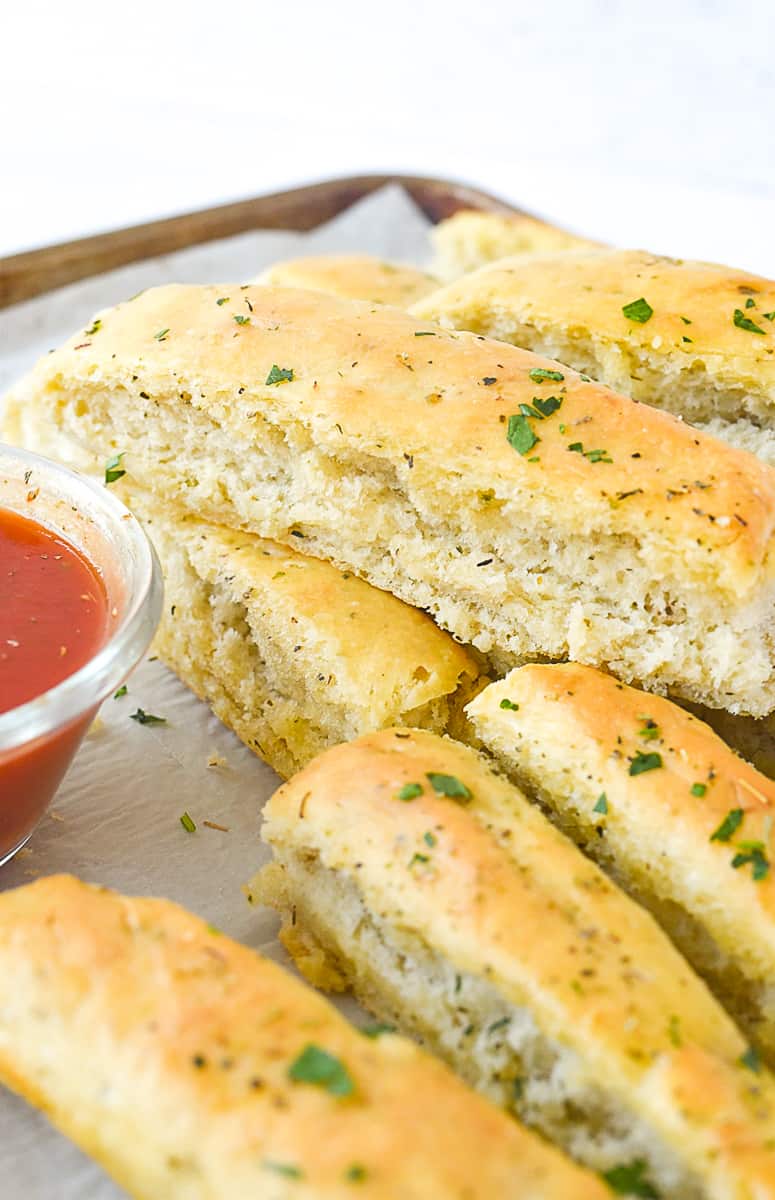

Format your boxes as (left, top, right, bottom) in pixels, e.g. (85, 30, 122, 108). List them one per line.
(412, 248, 775, 434)
(128, 487, 481, 776)
(430, 211, 600, 280)
(256, 254, 439, 306)
(259, 728, 775, 1198)
(467, 663, 775, 1061)
(6, 283, 775, 713)
(0, 874, 605, 1200)
(11, 283, 773, 577)
(684, 703, 775, 781)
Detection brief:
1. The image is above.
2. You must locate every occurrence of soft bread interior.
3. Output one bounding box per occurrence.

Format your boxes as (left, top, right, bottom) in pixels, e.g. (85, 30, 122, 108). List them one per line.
(253, 853, 700, 1200)
(126, 493, 483, 778)
(5, 284, 775, 716)
(8, 368, 775, 716)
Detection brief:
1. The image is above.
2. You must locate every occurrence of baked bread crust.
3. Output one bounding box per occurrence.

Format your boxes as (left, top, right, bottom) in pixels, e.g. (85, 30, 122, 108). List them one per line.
(129, 487, 481, 776)
(430, 211, 599, 280)
(412, 248, 775, 455)
(258, 728, 775, 1198)
(256, 254, 438, 306)
(0, 874, 605, 1199)
(6, 283, 775, 713)
(467, 663, 775, 1062)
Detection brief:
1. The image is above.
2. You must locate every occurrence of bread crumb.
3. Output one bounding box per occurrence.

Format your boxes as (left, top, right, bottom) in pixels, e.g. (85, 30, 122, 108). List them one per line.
(207, 752, 227, 768)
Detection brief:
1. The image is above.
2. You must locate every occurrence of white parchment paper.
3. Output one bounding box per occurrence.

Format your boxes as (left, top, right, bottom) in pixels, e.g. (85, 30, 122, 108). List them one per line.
(0, 186, 433, 1199)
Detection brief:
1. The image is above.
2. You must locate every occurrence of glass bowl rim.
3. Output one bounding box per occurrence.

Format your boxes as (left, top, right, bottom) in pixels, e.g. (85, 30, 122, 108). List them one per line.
(0, 443, 163, 752)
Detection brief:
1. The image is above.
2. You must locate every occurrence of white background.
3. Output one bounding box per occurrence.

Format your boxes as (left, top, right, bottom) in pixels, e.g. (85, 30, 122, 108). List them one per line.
(1, 0, 773, 272)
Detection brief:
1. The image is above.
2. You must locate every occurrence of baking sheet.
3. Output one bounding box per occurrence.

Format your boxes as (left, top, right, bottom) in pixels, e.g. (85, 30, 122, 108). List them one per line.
(0, 185, 433, 1198)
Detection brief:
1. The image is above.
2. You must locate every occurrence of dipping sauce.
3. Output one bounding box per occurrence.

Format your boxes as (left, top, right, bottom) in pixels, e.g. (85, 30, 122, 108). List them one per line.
(0, 507, 108, 861)
(1, 507, 108, 711)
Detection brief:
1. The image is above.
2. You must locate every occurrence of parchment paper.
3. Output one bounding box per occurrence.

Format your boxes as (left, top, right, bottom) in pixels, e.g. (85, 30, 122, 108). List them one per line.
(0, 185, 434, 1198)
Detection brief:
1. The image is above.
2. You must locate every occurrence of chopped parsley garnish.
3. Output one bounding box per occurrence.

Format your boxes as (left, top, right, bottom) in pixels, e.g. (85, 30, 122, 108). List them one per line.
(423, 831, 437, 847)
(360, 1022, 395, 1038)
(764, 312, 775, 321)
(409, 852, 430, 867)
(84, 318, 102, 336)
(529, 367, 565, 382)
(602, 1159, 660, 1197)
(733, 308, 766, 335)
(233, 314, 251, 326)
(216, 296, 229, 305)
(263, 1161, 304, 1179)
(345, 1164, 368, 1182)
(426, 772, 472, 801)
(745, 297, 756, 309)
(680, 315, 692, 325)
(638, 717, 660, 741)
(288, 1044, 354, 1097)
(519, 398, 563, 421)
(622, 297, 654, 324)
(113, 685, 127, 699)
(740, 1045, 762, 1073)
(179, 811, 196, 833)
(532, 395, 563, 418)
(690, 782, 707, 797)
(129, 707, 167, 726)
(629, 751, 662, 776)
(266, 364, 294, 384)
(414, 330, 435, 336)
(731, 842, 770, 881)
(499, 698, 519, 710)
(568, 442, 613, 463)
(482, 376, 497, 386)
(710, 808, 743, 843)
(104, 452, 126, 484)
(520, 402, 543, 419)
(397, 782, 423, 802)
(506, 413, 539, 456)
(154, 327, 170, 341)
(593, 794, 608, 814)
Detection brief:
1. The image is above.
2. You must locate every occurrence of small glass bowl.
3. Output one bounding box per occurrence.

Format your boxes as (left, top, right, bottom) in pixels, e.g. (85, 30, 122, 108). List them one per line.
(0, 443, 163, 865)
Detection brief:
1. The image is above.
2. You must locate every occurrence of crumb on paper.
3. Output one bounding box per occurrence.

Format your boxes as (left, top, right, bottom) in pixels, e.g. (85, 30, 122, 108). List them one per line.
(88, 715, 105, 736)
(203, 820, 230, 833)
(207, 751, 227, 768)
(48, 810, 65, 823)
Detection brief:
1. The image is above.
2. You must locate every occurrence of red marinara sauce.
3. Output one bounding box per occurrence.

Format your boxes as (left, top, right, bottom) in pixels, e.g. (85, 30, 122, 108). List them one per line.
(0, 507, 108, 860)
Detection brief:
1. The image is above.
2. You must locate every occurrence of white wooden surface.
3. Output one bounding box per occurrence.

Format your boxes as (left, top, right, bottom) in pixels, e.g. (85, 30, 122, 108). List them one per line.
(2, 0, 773, 271)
